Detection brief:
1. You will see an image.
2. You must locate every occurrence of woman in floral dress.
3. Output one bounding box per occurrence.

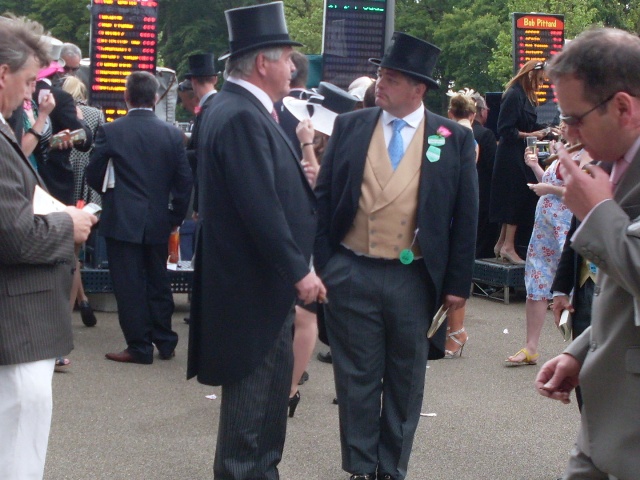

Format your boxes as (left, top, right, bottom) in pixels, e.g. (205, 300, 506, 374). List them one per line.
(506, 129, 590, 365)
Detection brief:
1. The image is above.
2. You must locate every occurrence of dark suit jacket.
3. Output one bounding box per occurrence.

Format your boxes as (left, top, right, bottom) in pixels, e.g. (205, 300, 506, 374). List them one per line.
(85, 110, 192, 244)
(0, 121, 76, 365)
(187, 92, 216, 213)
(187, 81, 317, 386)
(551, 216, 580, 296)
(314, 107, 478, 357)
(34, 82, 92, 204)
(275, 88, 306, 159)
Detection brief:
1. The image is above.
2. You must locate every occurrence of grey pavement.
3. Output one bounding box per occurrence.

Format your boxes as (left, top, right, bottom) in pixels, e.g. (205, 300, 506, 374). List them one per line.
(46, 293, 579, 479)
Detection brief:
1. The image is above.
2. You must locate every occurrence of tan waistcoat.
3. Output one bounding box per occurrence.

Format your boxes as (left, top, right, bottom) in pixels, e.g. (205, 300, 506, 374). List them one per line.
(342, 117, 424, 259)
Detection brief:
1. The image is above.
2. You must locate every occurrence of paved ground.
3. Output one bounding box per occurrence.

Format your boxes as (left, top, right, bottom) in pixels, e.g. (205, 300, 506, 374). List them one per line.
(45, 293, 580, 480)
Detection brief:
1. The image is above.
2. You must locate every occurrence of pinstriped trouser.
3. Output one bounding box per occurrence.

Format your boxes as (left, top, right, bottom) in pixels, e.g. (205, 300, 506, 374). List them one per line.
(213, 308, 294, 480)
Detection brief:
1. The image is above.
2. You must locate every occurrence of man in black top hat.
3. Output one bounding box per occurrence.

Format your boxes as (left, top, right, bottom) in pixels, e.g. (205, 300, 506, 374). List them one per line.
(315, 32, 478, 480)
(184, 53, 218, 216)
(186, 2, 325, 479)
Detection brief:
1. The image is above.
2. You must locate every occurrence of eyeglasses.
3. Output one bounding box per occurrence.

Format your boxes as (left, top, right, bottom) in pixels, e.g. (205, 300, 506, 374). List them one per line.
(532, 61, 546, 70)
(559, 92, 618, 127)
(63, 65, 80, 73)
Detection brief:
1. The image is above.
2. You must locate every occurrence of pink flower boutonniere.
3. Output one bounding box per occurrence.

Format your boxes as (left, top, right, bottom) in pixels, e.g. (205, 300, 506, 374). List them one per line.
(436, 126, 452, 138)
(426, 126, 452, 162)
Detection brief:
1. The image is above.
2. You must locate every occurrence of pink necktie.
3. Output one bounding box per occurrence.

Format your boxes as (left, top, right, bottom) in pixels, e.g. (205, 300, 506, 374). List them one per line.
(610, 158, 630, 189)
(271, 108, 279, 124)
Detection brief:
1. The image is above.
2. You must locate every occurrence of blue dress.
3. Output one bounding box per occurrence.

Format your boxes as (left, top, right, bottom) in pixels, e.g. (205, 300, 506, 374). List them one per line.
(524, 159, 572, 300)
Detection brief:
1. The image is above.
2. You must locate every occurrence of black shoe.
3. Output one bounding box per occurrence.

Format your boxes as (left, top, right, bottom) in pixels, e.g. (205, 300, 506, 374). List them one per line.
(159, 350, 176, 360)
(183, 317, 190, 324)
(350, 475, 375, 480)
(332, 397, 338, 405)
(378, 474, 396, 480)
(298, 370, 309, 385)
(317, 350, 332, 363)
(79, 301, 97, 327)
(288, 391, 300, 418)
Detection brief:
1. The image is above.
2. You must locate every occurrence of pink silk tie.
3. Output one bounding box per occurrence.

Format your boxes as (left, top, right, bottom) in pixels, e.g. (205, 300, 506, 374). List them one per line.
(610, 158, 630, 189)
(271, 108, 280, 124)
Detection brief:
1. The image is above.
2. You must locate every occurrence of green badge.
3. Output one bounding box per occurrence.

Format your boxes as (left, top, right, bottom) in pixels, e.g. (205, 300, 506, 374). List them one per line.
(426, 146, 441, 162)
(427, 135, 445, 147)
(399, 249, 414, 265)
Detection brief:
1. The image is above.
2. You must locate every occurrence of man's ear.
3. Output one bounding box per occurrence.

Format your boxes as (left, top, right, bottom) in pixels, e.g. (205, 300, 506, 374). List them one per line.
(0, 64, 9, 89)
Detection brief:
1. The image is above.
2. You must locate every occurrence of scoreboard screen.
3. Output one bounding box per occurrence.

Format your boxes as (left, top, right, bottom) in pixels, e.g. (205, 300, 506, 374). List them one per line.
(512, 12, 564, 105)
(89, 0, 158, 122)
(323, 0, 388, 89)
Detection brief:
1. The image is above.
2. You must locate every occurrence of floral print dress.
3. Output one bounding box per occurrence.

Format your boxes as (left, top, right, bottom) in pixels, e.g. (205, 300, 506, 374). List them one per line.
(524, 159, 572, 300)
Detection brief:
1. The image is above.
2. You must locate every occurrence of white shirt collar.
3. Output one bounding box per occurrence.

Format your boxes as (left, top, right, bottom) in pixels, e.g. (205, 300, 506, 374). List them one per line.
(226, 76, 274, 114)
(0, 111, 5, 125)
(624, 135, 640, 165)
(199, 89, 217, 107)
(381, 103, 424, 129)
(128, 107, 154, 112)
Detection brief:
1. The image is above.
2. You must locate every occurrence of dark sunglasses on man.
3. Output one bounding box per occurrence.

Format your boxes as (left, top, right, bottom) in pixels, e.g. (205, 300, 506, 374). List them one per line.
(63, 65, 80, 73)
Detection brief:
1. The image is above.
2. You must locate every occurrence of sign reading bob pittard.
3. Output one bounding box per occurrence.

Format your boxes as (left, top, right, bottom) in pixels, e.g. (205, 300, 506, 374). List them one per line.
(89, 0, 158, 122)
(512, 12, 564, 105)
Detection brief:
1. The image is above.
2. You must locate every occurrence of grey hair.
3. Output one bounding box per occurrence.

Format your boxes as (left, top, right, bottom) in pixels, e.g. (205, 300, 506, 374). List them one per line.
(224, 47, 284, 80)
(61, 42, 82, 59)
(0, 15, 49, 71)
(547, 28, 640, 104)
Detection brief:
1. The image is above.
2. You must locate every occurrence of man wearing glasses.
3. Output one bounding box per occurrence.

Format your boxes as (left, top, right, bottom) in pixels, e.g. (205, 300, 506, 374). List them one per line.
(535, 28, 640, 480)
(60, 43, 81, 75)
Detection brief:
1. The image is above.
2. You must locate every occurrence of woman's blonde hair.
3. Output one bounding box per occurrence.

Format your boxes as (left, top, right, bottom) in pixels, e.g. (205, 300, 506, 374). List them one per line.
(448, 94, 476, 120)
(504, 59, 545, 106)
(62, 75, 88, 102)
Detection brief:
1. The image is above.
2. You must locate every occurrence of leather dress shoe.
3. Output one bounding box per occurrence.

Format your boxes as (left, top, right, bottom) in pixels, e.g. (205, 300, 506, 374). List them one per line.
(105, 349, 152, 365)
(317, 350, 332, 363)
(159, 350, 175, 360)
(78, 300, 97, 327)
(378, 474, 396, 480)
(350, 475, 375, 480)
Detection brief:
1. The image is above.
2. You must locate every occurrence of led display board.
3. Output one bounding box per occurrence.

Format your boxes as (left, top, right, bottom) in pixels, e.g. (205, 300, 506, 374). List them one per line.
(323, 0, 389, 89)
(89, 0, 158, 122)
(512, 12, 564, 105)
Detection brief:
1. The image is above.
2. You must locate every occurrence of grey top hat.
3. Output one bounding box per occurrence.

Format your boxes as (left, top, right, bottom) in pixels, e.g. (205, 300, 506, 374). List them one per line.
(369, 32, 441, 90)
(219, 1, 302, 61)
(185, 53, 218, 79)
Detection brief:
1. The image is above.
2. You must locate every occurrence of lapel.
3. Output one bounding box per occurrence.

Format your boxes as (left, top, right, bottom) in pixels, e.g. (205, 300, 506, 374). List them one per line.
(614, 148, 640, 214)
(417, 108, 444, 203)
(370, 117, 425, 213)
(0, 121, 42, 185)
(347, 108, 383, 208)
(223, 82, 313, 195)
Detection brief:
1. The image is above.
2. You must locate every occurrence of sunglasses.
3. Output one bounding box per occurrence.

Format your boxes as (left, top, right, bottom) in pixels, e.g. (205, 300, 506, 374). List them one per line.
(559, 92, 618, 127)
(63, 65, 80, 72)
(532, 61, 546, 70)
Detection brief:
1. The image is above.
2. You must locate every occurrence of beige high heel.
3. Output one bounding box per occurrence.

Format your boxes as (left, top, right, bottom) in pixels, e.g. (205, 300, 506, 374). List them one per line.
(444, 327, 468, 358)
(500, 250, 525, 265)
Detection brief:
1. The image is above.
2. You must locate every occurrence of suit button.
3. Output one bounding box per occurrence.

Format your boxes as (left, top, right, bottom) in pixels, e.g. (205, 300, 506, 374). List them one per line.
(370, 229, 376, 235)
(594, 285, 600, 296)
(589, 341, 597, 351)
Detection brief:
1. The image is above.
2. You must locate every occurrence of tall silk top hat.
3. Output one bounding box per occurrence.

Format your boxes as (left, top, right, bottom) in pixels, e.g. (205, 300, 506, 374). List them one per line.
(369, 32, 441, 90)
(185, 53, 218, 79)
(219, 1, 302, 61)
(283, 82, 359, 136)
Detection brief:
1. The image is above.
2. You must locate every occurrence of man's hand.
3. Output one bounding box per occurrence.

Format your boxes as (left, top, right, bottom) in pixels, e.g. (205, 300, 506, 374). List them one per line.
(63, 207, 98, 244)
(442, 294, 466, 312)
(552, 294, 573, 327)
(535, 353, 581, 404)
(295, 271, 327, 305)
(558, 148, 613, 220)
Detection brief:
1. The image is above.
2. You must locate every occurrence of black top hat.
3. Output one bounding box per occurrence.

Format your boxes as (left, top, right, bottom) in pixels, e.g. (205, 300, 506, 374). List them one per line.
(313, 82, 359, 115)
(369, 32, 441, 90)
(184, 54, 218, 79)
(219, 1, 302, 61)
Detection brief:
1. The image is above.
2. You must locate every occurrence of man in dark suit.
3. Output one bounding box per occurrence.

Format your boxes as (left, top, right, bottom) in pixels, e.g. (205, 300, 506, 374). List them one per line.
(315, 33, 478, 480)
(86, 71, 192, 365)
(471, 93, 498, 259)
(184, 53, 218, 217)
(0, 17, 96, 479)
(187, 3, 325, 479)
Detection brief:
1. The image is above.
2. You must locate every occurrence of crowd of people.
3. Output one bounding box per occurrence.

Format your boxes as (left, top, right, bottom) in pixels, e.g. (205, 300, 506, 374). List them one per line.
(1, 2, 640, 479)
